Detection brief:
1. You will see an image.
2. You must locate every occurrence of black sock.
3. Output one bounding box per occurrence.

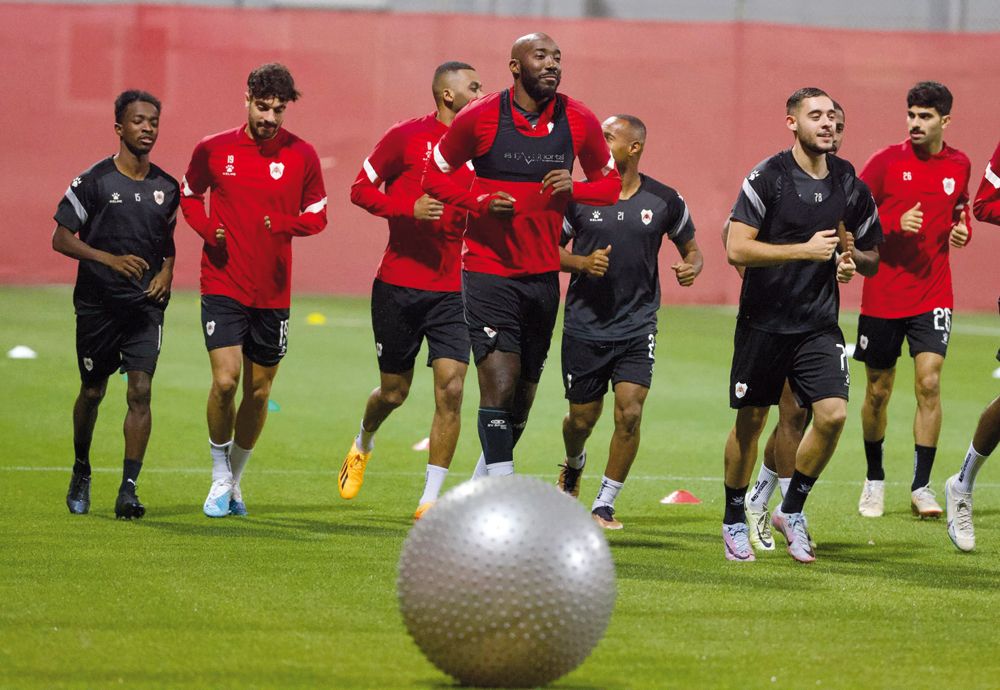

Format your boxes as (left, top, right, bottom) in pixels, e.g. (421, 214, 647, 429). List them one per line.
(73, 441, 91, 477)
(120, 459, 142, 492)
(477, 407, 513, 468)
(912, 444, 936, 491)
(511, 416, 528, 448)
(781, 470, 817, 514)
(864, 438, 885, 481)
(723, 483, 749, 525)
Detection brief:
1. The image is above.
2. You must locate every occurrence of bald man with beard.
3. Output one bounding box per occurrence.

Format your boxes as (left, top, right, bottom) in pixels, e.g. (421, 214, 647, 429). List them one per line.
(423, 33, 621, 477)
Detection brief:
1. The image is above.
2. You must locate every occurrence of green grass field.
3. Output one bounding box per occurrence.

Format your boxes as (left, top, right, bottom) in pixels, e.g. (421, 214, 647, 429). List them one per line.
(2, 286, 999, 689)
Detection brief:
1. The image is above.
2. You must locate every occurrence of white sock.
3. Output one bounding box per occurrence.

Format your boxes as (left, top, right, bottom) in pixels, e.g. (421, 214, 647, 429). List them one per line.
(356, 419, 375, 454)
(592, 476, 624, 511)
(420, 465, 449, 504)
(956, 441, 989, 494)
(486, 461, 514, 476)
(472, 452, 488, 479)
(778, 477, 791, 499)
(230, 442, 253, 484)
(210, 439, 233, 482)
(565, 449, 586, 470)
(748, 465, 778, 511)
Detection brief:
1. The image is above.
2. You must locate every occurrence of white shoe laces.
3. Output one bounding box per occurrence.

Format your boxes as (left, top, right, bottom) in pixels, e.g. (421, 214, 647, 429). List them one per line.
(954, 495, 974, 534)
(208, 479, 231, 500)
(728, 524, 753, 553)
(752, 510, 772, 539)
(789, 513, 811, 546)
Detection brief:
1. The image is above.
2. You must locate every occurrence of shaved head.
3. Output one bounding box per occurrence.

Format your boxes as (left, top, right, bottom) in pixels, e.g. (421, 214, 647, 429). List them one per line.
(511, 32, 556, 60)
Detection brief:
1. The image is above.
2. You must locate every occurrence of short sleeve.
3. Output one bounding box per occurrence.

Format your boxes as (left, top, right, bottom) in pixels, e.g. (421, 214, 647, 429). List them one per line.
(561, 203, 580, 247)
(845, 177, 884, 251)
(54, 169, 99, 234)
(730, 157, 777, 229)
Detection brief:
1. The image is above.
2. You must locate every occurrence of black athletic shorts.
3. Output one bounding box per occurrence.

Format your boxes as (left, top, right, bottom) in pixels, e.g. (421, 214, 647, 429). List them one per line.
(370, 278, 470, 374)
(462, 270, 560, 384)
(730, 324, 850, 409)
(201, 294, 289, 368)
(561, 332, 656, 404)
(853, 309, 951, 370)
(76, 304, 163, 386)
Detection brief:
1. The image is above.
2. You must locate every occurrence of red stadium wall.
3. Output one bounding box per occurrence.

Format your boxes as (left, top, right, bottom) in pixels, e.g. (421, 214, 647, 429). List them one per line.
(2, 5, 999, 310)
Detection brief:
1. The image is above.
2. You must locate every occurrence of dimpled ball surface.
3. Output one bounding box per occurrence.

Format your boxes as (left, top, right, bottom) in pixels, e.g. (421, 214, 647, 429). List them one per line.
(397, 475, 617, 688)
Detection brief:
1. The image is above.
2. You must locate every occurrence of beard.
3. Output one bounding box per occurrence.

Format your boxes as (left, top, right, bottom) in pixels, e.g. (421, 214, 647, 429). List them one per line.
(253, 121, 279, 140)
(521, 69, 560, 104)
(800, 133, 833, 155)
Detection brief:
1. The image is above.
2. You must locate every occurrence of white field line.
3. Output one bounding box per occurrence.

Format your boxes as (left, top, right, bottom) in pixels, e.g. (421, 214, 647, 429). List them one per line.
(2, 465, 997, 489)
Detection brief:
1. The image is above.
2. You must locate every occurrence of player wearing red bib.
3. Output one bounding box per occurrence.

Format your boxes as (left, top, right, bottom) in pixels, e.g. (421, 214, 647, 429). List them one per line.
(853, 82, 971, 520)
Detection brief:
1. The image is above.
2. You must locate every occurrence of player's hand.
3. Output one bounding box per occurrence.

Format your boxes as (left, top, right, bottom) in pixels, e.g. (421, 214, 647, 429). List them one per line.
(672, 261, 697, 287)
(486, 192, 516, 220)
(950, 209, 969, 248)
(583, 245, 611, 277)
(540, 169, 573, 196)
(145, 270, 172, 305)
(900, 202, 923, 233)
(802, 229, 839, 262)
(263, 216, 272, 231)
(414, 194, 445, 221)
(214, 227, 226, 247)
(836, 250, 856, 283)
(105, 254, 149, 279)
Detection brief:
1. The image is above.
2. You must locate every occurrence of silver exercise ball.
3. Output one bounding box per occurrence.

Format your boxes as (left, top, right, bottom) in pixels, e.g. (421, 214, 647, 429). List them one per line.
(397, 475, 617, 688)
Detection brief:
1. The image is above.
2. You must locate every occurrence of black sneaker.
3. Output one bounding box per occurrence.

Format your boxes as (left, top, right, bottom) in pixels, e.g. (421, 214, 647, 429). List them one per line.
(557, 463, 583, 498)
(66, 472, 92, 515)
(115, 481, 145, 520)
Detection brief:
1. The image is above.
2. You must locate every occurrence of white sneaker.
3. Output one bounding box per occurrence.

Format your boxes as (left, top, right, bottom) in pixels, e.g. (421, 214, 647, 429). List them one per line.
(858, 479, 885, 518)
(204, 478, 233, 518)
(911, 484, 942, 519)
(745, 502, 775, 551)
(945, 474, 975, 552)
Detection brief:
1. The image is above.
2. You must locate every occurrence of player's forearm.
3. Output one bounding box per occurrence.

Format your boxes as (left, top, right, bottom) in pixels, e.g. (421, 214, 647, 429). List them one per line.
(350, 179, 411, 219)
(180, 196, 216, 242)
(52, 226, 114, 266)
(422, 164, 484, 213)
(727, 238, 811, 267)
(572, 171, 621, 207)
(559, 246, 588, 273)
(852, 248, 879, 277)
(270, 210, 328, 237)
(158, 255, 175, 279)
(682, 248, 704, 277)
(973, 195, 1000, 226)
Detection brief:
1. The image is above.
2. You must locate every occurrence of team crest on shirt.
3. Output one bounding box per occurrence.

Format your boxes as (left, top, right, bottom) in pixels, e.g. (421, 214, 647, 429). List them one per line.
(734, 382, 747, 399)
(641, 209, 653, 225)
(83, 357, 94, 372)
(376, 342, 383, 357)
(270, 162, 285, 180)
(860, 335, 869, 350)
(943, 178, 955, 195)
(484, 327, 497, 339)
(154, 190, 164, 205)
(206, 321, 215, 336)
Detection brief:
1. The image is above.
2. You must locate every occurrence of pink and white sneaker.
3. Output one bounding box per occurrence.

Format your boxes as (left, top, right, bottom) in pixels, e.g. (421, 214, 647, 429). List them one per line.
(771, 508, 816, 563)
(722, 523, 756, 562)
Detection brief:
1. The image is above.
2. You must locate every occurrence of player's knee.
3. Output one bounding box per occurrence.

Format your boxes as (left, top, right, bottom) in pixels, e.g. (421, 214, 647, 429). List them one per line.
(79, 384, 107, 407)
(916, 372, 941, 404)
(126, 379, 152, 410)
(814, 406, 847, 436)
(381, 385, 409, 409)
(566, 410, 597, 434)
(865, 378, 892, 409)
(615, 403, 643, 436)
(211, 375, 239, 403)
(436, 377, 464, 413)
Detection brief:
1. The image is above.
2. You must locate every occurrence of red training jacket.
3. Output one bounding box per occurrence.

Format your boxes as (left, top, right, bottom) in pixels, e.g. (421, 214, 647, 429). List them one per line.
(350, 112, 473, 292)
(422, 89, 620, 277)
(973, 138, 1000, 226)
(181, 125, 327, 309)
(859, 139, 971, 319)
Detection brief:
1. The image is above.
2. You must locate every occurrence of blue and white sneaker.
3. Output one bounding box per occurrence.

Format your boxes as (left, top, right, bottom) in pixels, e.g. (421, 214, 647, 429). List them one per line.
(771, 508, 816, 563)
(229, 482, 248, 516)
(722, 523, 756, 561)
(203, 478, 233, 518)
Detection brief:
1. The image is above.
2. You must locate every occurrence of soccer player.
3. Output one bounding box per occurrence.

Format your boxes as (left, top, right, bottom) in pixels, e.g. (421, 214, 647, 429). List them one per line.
(942, 136, 1000, 551)
(422, 33, 621, 476)
(53, 90, 179, 519)
(723, 88, 883, 562)
(342, 62, 483, 519)
(556, 114, 702, 529)
(853, 82, 971, 519)
(181, 63, 328, 518)
(736, 101, 847, 550)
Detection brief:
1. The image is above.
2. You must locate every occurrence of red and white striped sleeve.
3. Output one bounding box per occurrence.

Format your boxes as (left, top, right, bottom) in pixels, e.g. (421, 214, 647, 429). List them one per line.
(350, 121, 413, 219)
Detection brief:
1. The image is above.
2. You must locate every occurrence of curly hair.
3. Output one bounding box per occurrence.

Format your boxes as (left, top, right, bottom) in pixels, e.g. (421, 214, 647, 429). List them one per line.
(114, 90, 161, 124)
(247, 63, 301, 102)
(907, 81, 952, 116)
